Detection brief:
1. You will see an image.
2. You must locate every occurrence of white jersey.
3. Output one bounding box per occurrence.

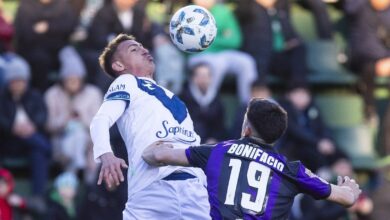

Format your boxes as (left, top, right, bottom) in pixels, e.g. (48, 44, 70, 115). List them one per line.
(101, 74, 205, 196)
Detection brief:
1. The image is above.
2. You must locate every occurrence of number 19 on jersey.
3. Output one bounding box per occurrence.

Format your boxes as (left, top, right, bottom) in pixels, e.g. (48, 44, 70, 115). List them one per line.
(224, 159, 271, 214)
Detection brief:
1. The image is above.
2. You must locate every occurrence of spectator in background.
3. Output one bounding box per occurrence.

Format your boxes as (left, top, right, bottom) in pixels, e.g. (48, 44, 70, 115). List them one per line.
(188, 0, 257, 104)
(344, 0, 390, 153)
(180, 63, 225, 144)
(14, 0, 78, 91)
(82, 0, 182, 92)
(0, 54, 50, 197)
(0, 0, 14, 54)
(47, 172, 79, 220)
(291, 156, 373, 220)
(278, 85, 348, 172)
(45, 47, 102, 183)
(296, 0, 333, 40)
(345, 0, 390, 111)
(0, 168, 27, 220)
(230, 80, 272, 139)
(236, 0, 308, 89)
(0, 57, 5, 89)
(77, 127, 127, 220)
(68, 0, 105, 43)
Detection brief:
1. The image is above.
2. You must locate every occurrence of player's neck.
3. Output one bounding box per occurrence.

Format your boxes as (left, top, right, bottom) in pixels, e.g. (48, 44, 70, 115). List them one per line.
(247, 135, 273, 146)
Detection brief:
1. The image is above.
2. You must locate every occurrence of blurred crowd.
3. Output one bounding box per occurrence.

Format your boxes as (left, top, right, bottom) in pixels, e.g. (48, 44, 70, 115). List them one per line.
(0, 0, 389, 219)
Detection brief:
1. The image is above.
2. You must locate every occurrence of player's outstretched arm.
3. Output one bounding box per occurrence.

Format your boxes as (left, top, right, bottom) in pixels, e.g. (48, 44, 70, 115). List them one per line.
(90, 100, 128, 188)
(142, 141, 190, 167)
(326, 176, 362, 207)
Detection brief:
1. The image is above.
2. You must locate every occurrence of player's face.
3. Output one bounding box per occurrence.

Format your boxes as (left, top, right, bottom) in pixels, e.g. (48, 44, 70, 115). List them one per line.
(115, 40, 155, 77)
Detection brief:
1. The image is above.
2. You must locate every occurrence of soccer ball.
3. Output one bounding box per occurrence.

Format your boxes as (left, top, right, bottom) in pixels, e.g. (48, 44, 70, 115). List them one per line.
(169, 5, 217, 53)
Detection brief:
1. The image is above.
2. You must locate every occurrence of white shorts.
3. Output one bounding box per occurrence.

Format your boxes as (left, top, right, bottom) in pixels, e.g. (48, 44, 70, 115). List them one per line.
(123, 177, 211, 220)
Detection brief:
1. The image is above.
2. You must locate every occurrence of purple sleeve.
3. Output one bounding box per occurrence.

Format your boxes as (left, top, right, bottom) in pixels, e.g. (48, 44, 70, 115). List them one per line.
(184, 146, 213, 170)
(296, 163, 331, 200)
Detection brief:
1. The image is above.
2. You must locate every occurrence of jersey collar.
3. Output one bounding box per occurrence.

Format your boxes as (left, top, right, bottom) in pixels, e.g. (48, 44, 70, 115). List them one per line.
(137, 76, 156, 83)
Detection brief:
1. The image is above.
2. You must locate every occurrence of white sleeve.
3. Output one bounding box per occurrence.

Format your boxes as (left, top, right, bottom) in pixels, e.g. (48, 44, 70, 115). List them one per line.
(90, 100, 127, 162)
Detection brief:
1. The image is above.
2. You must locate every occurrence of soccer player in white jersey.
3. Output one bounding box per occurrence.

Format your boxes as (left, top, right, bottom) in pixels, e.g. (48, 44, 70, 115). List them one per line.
(89, 34, 211, 219)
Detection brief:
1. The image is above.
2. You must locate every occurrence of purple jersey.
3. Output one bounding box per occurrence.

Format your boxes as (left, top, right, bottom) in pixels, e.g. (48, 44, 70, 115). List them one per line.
(185, 137, 331, 220)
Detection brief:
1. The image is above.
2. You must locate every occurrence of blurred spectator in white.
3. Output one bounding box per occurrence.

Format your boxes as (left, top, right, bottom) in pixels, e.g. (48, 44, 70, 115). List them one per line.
(188, 0, 257, 104)
(0, 54, 50, 197)
(14, 0, 78, 91)
(45, 47, 102, 183)
(47, 172, 79, 220)
(180, 63, 226, 144)
(236, 0, 308, 89)
(230, 80, 272, 139)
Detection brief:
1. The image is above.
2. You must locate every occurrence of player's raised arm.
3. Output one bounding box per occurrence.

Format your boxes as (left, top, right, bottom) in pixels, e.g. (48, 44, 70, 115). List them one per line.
(142, 142, 190, 167)
(326, 176, 362, 207)
(90, 100, 128, 188)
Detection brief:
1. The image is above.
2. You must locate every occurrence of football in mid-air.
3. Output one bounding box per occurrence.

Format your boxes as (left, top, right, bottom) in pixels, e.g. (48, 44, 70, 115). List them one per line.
(169, 5, 217, 53)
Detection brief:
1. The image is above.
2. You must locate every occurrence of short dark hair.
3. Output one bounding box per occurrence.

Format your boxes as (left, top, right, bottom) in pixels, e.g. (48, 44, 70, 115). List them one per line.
(189, 62, 211, 78)
(247, 98, 287, 144)
(98, 34, 135, 78)
(251, 79, 268, 90)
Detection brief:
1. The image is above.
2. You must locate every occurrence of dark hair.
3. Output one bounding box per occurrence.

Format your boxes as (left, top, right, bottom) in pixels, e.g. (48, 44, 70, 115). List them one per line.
(99, 34, 135, 78)
(189, 62, 211, 78)
(247, 98, 287, 144)
(251, 79, 269, 90)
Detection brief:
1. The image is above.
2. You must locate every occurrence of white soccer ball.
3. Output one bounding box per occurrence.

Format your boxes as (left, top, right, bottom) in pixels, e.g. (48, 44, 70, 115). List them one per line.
(169, 5, 217, 53)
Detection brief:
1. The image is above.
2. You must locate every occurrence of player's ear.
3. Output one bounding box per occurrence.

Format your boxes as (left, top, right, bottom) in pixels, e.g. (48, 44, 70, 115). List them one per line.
(242, 126, 252, 137)
(112, 61, 125, 72)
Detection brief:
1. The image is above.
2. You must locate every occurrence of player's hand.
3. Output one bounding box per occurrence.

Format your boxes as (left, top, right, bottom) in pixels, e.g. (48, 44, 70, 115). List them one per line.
(98, 152, 128, 188)
(337, 176, 362, 206)
(142, 141, 173, 166)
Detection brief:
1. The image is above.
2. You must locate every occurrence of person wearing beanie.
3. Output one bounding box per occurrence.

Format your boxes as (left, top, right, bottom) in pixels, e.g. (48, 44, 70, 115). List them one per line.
(45, 46, 102, 183)
(0, 168, 27, 220)
(0, 54, 51, 197)
(47, 172, 79, 220)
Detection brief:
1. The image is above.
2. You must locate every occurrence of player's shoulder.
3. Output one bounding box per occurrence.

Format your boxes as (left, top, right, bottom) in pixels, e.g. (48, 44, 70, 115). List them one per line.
(106, 74, 137, 93)
(281, 159, 314, 180)
(104, 74, 139, 101)
(112, 74, 137, 85)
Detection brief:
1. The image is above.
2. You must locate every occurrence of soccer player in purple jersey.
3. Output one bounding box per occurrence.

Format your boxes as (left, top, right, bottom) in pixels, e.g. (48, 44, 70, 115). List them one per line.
(143, 98, 361, 220)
